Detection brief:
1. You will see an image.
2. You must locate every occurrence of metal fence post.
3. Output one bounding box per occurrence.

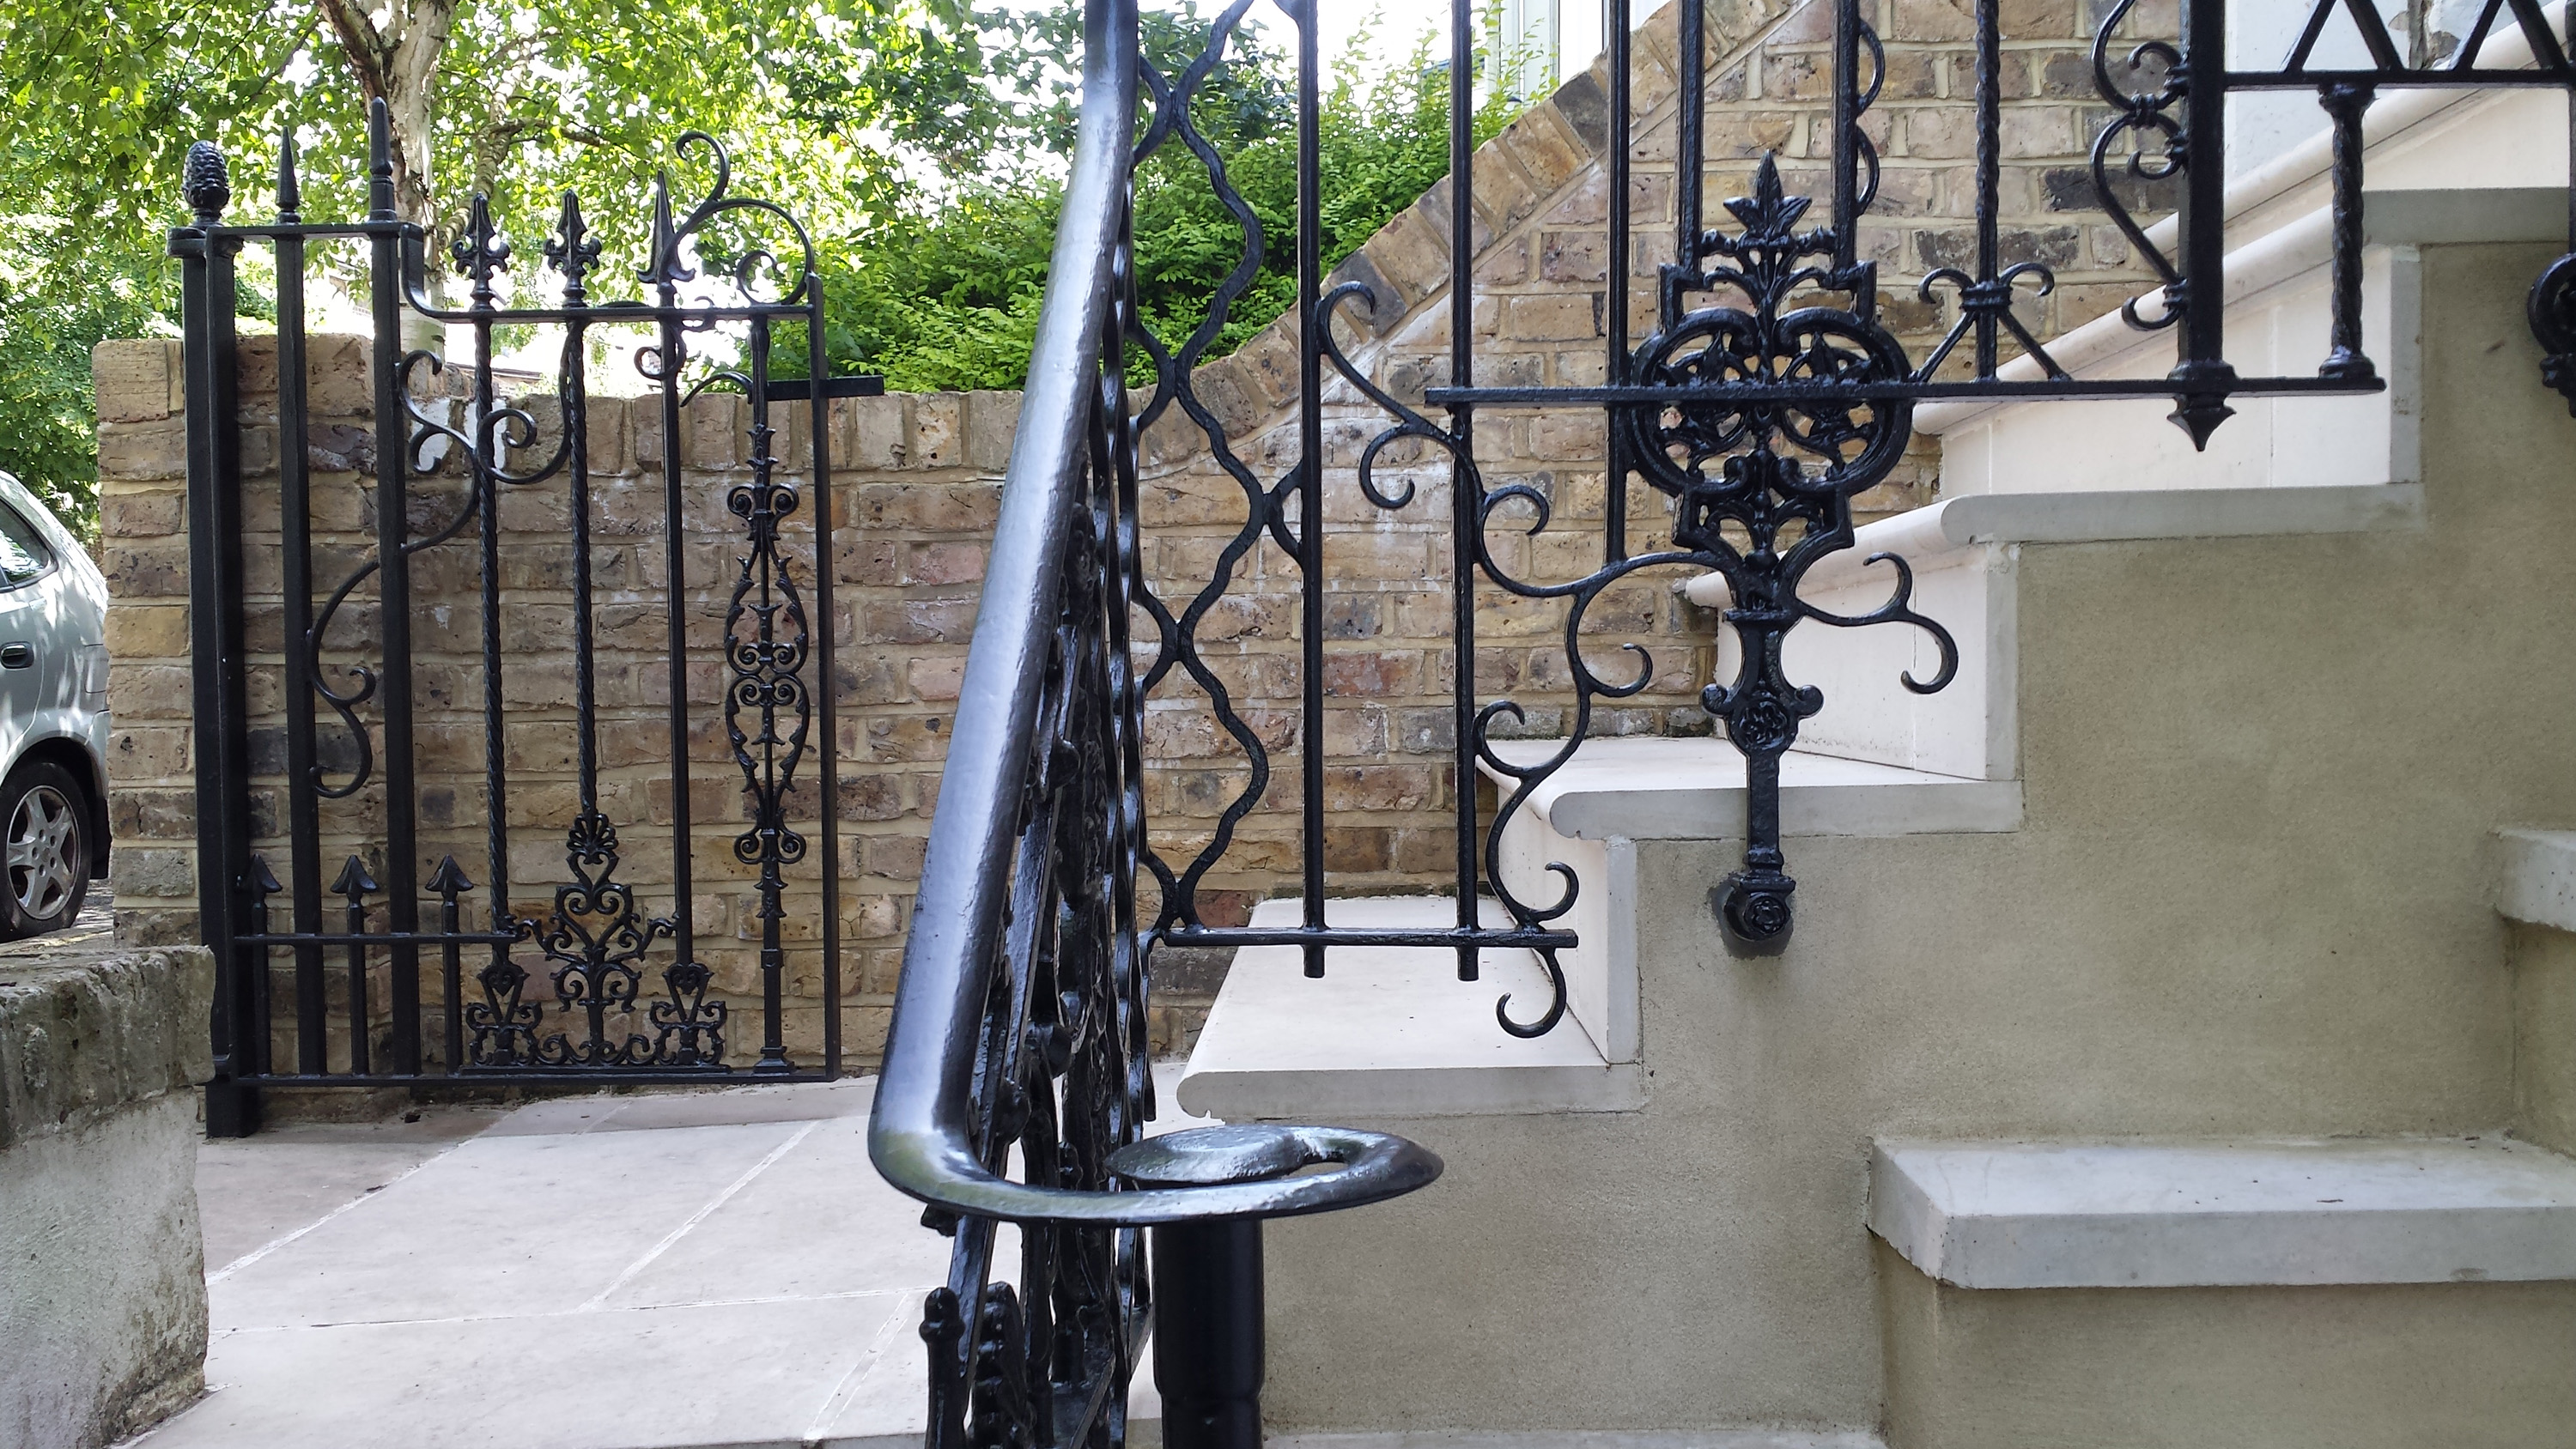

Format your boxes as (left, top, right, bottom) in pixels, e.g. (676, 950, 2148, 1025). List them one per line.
(1153, 1219, 1266, 1449)
(176, 140, 260, 1137)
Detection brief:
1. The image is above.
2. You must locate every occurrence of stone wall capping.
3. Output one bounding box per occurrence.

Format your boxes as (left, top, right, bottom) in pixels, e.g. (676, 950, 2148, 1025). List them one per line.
(965, 389, 1024, 472)
(0, 945, 213, 1152)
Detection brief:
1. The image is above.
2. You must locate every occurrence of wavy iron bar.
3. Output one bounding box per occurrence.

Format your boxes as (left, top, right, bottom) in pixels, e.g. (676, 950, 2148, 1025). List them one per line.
(872, 0, 2576, 1444)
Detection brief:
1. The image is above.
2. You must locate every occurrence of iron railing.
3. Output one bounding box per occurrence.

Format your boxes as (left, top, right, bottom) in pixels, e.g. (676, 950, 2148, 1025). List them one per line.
(175, 105, 880, 1133)
(871, 1, 2576, 1446)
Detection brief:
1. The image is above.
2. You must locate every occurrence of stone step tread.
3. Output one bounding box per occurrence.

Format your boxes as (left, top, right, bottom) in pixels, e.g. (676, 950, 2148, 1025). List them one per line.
(1873, 1137, 2576, 1290)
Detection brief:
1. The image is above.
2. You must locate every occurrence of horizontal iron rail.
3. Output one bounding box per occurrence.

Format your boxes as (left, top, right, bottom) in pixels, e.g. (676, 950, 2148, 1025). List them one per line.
(234, 931, 519, 947)
(239, 1070, 819, 1087)
(1161, 926, 1579, 950)
(1426, 376, 2386, 407)
(761, 376, 887, 400)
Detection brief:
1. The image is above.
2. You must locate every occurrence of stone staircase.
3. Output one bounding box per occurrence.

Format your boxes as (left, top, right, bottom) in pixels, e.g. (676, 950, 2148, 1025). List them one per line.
(1174, 49, 2576, 1449)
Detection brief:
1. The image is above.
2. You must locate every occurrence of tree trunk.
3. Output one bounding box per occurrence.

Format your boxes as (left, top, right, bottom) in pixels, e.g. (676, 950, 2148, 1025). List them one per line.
(313, 0, 456, 231)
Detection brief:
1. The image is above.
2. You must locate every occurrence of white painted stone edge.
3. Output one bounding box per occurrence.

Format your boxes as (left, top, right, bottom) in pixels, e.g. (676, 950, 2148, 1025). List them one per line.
(1268, 1434, 1885, 1449)
(1540, 771, 2024, 844)
(1176, 1062, 1647, 1121)
(2496, 828, 2576, 934)
(1686, 485, 2426, 609)
(1869, 1141, 2576, 1290)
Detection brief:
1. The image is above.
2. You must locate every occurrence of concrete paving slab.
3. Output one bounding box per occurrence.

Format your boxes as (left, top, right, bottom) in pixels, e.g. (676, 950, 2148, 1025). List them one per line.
(480, 1078, 879, 1138)
(159, 1070, 1197, 1448)
(604, 1113, 953, 1310)
(213, 1119, 814, 1329)
(139, 1294, 910, 1449)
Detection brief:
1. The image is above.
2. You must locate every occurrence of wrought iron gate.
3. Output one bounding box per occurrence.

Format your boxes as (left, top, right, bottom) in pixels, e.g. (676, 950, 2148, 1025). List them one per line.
(175, 106, 877, 1134)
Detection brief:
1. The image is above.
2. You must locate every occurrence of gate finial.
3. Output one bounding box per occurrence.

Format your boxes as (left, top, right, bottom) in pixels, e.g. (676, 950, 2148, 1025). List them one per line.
(182, 141, 231, 225)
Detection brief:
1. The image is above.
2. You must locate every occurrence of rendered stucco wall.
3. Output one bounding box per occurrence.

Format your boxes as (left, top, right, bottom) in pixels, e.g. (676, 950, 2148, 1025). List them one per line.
(1874, 1240, 2576, 1449)
(0, 946, 213, 1449)
(1255, 244, 2576, 1434)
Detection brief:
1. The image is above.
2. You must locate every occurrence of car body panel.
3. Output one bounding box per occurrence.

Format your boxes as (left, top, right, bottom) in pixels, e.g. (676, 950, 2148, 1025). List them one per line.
(0, 472, 112, 877)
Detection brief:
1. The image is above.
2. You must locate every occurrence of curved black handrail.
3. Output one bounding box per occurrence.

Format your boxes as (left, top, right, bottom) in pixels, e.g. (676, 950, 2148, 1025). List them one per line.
(865, 0, 1437, 1228)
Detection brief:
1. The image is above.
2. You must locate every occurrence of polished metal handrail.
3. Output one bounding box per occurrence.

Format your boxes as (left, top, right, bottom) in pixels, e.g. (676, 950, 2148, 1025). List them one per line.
(865, 0, 1436, 1231)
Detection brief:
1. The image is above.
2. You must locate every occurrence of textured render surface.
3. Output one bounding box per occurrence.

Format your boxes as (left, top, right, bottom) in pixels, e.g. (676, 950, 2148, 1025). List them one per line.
(1874, 1240, 2576, 1449)
(1257, 242, 2575, 1434)
(1868, 1138, 2576, 1288)
(0, 946, 214, 1449)
(2510, 925, 2576, 1158)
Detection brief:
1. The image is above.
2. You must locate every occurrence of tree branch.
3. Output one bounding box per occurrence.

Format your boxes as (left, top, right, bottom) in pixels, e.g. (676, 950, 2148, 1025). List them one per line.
(310, 0, 389, 100)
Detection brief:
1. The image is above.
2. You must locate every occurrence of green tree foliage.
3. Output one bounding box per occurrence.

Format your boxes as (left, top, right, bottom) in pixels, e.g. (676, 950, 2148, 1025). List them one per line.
(821, 5, 1521, 392)
(0, 0, 1522, 530)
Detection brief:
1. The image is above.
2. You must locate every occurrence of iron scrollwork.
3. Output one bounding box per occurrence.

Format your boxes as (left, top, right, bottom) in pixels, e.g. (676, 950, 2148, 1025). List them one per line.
(177, 100, 848, 1096)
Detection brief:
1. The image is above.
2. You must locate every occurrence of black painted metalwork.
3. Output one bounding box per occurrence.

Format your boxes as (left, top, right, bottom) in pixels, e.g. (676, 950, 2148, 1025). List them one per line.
(877, 2, 2576, 1439)
(177, 101, 883, 1127)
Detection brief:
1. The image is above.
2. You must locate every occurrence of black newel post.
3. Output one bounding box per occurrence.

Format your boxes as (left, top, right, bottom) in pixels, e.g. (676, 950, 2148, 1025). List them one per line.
(1153, 1219, 1266, 1449)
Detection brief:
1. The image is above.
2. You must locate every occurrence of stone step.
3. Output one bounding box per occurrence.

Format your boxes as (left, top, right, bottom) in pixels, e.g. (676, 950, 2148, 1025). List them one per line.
(1873, 1138, 2576, 1449)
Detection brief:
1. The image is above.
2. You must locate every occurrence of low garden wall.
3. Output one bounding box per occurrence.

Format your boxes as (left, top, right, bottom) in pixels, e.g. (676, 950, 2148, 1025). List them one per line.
(0, 941, 213, 1448)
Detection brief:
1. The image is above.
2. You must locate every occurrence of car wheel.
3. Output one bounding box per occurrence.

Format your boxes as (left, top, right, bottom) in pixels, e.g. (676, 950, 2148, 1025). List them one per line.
(0, 761, 88, 939)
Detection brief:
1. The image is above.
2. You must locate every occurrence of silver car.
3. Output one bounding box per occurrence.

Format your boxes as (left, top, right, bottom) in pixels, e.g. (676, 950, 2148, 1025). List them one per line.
(0, 472, 109, 937)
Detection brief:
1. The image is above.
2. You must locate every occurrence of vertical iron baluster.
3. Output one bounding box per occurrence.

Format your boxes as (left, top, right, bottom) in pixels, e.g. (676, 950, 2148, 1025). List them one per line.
(738, 315, 797, 1074)
(246, 857, 279, 1078)
(333, 854, 377, 1074)
(1605, 0, 1631, 564)
(1832, 0, 1862, 274)
(364, 100, 423, 1076)
(1449, 0, 1479, 983)
(275, 134, 328, 1078)
(1295, 0, 1326, 979)
(178, 139, 260, 1134)
(429, 855, 471, 1070)
(2318, 82, 2379, 382)
(650, 175, 700, 993)
(1670, 0, 1705, 330)
(2168, 0, 2239, 446)
(1973, 0, 2002, 377)
(807, 275, 842, 1078)
(465, 194, 516, 1070)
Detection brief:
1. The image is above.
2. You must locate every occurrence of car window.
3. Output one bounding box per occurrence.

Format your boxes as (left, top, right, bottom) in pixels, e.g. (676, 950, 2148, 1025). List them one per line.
(0, 506, 52, 587)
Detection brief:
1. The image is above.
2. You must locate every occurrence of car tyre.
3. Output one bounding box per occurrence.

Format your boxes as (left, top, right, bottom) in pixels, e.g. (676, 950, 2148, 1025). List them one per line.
(0, 761, 89, 940)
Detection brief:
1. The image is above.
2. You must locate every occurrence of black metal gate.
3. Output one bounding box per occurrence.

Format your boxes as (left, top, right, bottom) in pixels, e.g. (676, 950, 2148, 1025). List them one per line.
(174, 106, 878, 1134)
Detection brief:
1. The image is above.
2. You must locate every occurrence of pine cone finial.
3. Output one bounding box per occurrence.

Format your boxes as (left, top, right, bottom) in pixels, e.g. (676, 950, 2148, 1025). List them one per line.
(182, 141, 232, 223)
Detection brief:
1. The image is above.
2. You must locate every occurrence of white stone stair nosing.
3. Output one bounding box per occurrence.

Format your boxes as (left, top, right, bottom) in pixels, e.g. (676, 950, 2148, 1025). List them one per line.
(1175, 897, 1647, 1122)
(1484, 737, 2021, 844)
(2496, 828, 2576, 933)
(1871, 1137, 2576, 1290)
(1269, 1434, 1885, 1449)
(1685, 484, 2426, 614)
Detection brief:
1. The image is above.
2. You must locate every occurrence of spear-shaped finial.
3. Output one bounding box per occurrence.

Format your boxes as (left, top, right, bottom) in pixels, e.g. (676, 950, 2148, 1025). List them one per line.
(451, 193, 510, 305)
(331, 853, 379, 900)
(545, 191, 601, 307)
(275, 131, 301, 223)
(366, 96, 395, 221)
(424, 855, 475, 898)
